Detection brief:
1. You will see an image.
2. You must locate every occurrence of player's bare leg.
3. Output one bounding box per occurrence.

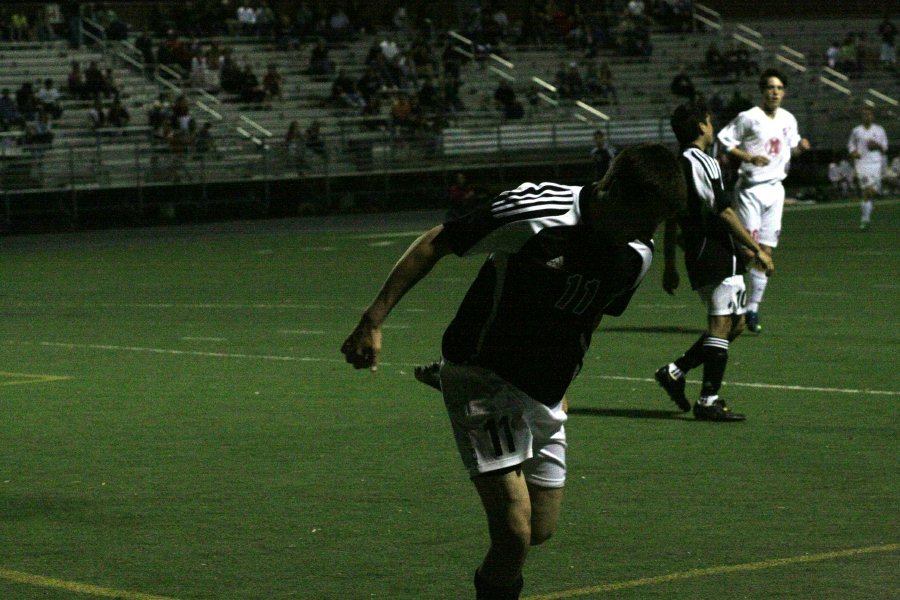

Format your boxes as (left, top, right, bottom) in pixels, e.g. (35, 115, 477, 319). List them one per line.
(745, 243, 773, 333)
(472, 467, 532, 598)
(527, 482, 564, 545)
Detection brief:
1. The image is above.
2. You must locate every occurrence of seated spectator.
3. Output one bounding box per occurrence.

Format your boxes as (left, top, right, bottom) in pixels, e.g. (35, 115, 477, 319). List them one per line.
(84, 61, 106, 99)
(304, 120, 327, 158)
(331, 69, 365, 108)
(285, 119, 303, 160)
(670, 66, 696, 101)
(307, 39, 335, 77)
(67, 61, 88, 99)
(107, 98, 131, 128)
(172, 94, 192, 130)
(706, 42, 728, 77)
(88, 99, 107, 129)
(25, 110, 54, 147)
(0, 89, 21, 130)
(219, 51, 244, 94)
(595, 61, 619, 105)
(447, 172, 478, 220)
(493, 80, 524, 120)
(262, 63, 284, 101)
(15, 82, 37, 123)
(238, 65, 266, 103)
(148, 93, 172, 133)
(826, 40, 840, 69)
(827, 157, 854, 198)
(190, 52, 219, 92)
(194, 122, 215, 157)
(36, 79, 63, 120)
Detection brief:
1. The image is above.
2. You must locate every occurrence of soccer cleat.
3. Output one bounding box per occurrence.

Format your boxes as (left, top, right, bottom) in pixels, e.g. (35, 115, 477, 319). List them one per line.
(693, 399, 746, 422)
(414, 361, 442, 391)
(655, 366, 690, 412)
(745, 310, 762, 333)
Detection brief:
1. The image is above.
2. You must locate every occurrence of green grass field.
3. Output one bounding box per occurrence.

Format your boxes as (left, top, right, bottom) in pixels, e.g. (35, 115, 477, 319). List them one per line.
(1, 200, 898, 599)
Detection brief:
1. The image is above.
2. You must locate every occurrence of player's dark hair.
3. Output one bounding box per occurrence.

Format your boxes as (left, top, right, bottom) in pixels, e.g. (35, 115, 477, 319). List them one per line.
(758, 68, 787, 91)
(670, 100, 709, 147)
(598, 143, 687, 222)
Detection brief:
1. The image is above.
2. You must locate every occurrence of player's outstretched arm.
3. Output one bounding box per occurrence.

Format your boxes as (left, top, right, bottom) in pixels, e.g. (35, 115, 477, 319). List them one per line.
(341, 225, 451, 371)
(718, 207, 774, 275)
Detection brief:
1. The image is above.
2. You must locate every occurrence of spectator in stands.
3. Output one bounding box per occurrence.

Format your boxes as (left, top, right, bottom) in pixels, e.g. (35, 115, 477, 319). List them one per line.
(194, 122, 215, 157)
(828, 154, 854, 198)
(262, 63, 284, 101)
(88, 98, 106, 129)
(446, 172, 478, 220)
(219, 50, 244, 94)
(10, 10, 28, 42)
(190, 51, 218, 92)
(67, 61, 88, 99)
(148, 92, 171, 134)
(838, 34, 859, 75)
(0, 89, 21, 130)
(878, 15, 897, 69)
(357, 65, 383, 105)
(418, 76, 439, 114)
(327, 7, 352, 42)
(172, 94, 192, 131)
(590, 129, 616, 180)
(84, 61, 106, 99)
(36, 79, 63, 120)
(135, 30, 156, 77)
(25, 109, 53, 150)
(595, 61, 619, 105)
(826, 40, 840, 69)
(256, 2, 276, 38)
(304, 119, 327, 159)
(237, 4, 256, 36)
(706, 42, 728, 78)
(285, 119, 303, 161)
(307, 39, 335, 77)
(494, 80, 524, 120)
(670, 65, 696, 102)
(238, 65, 266, 103)
(107, 97, 131, 128)
(391, 93, 416, 133)
(15, 82, 37, 124)
(103, 68, 120, 99)
(331, 69, 365, 109)
(442, 74, 465, 114)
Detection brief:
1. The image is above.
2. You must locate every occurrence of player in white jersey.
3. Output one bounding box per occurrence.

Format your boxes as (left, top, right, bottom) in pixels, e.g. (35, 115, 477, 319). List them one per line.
(342, 145, 686, 599)
(848, 105, 889, 230)
(717, 68, 810, 333)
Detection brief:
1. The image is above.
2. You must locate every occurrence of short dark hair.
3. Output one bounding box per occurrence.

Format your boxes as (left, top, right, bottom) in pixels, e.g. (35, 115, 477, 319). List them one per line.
(598, 143, 687, 223)
(759, 68, 787, 91)
(670, 100, 709, 147)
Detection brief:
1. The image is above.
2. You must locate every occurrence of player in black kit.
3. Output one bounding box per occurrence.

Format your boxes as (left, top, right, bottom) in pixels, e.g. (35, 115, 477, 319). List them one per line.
(654, 101, 774, 422)
(342, 144, 686, 599)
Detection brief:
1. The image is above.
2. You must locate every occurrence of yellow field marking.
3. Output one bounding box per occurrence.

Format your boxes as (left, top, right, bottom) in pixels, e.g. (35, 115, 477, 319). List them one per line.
(524, 543, 900, 600)
(0, 567, 179, 599)
(0, 371, 70, 386)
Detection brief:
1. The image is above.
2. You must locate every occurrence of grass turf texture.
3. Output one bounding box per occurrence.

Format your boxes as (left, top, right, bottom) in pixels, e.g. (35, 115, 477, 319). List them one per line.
(1, 201, 897, 599)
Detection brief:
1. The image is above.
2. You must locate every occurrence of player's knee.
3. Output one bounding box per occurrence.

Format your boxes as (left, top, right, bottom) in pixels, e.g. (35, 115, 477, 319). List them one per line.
(731, 316, 746, 339)
(530, 523, 556, 546)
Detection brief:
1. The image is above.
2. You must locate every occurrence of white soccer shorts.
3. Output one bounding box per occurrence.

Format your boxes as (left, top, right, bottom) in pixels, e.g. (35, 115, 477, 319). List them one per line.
(439, 360, 567, 488)
(855, 162, 883, 193)
(735, 180, 785, 248)
(697, 274, 747, 316)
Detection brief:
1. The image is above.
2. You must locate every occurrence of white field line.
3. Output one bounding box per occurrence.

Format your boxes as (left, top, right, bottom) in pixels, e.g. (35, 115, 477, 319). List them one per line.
(14, 341, 898, 397)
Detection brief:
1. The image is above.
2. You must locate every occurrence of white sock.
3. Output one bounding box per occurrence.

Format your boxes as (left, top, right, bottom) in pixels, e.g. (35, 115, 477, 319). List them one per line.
(861, 200, 874, 223)
(747, 269, 768, 313)
(668, 363, 684, 379)
(698, 394, 718, 406)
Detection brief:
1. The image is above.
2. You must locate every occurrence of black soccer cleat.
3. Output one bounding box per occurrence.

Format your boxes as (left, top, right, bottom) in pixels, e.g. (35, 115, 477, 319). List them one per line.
(745, 310, 762, 333)
(655, 366, 690, 412)
(693, 399, 746, 422)
(414, 361, 442, 391)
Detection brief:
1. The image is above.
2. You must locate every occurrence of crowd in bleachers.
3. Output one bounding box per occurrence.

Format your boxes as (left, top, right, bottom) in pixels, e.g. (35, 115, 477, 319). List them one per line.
(823, 16, 897, 76)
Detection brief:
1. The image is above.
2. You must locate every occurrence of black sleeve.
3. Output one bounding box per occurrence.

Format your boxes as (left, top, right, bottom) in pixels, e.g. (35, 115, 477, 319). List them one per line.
(433, 201, 498, 256)
(711, 178, 730, 214)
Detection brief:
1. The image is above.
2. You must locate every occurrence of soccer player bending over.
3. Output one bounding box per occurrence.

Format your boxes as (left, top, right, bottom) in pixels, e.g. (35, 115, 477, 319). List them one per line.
(342, 144, 686, 599)
(656, 101, 774, 422)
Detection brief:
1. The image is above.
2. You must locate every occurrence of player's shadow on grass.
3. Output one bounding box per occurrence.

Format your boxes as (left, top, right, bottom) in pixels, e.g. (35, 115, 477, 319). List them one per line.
(568, 407, 684, 420)
(601, 325, 705, 335)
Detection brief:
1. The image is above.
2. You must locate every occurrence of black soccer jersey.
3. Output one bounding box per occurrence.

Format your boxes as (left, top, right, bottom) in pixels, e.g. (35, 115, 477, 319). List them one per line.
(677, 146, 744, 289)
(434, 181, 654, 406)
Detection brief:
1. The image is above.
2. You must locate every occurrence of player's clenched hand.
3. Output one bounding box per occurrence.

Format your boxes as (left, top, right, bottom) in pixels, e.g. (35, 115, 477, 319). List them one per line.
(754, 252, 774, 276)
(340, 317, 382, 372)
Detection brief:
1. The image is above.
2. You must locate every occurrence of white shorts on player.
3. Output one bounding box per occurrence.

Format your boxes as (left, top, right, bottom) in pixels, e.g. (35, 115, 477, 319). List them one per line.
(440, 360, 567, 488)
(855, 162, 883, 194)
(735, 180, 784, 248)
(697, 275, 747, 317)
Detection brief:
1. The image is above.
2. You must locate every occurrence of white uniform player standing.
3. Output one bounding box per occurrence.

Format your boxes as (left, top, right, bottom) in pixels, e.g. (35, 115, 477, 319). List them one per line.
(717, 68, 811, 333)
(848, 105, 888, 230)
